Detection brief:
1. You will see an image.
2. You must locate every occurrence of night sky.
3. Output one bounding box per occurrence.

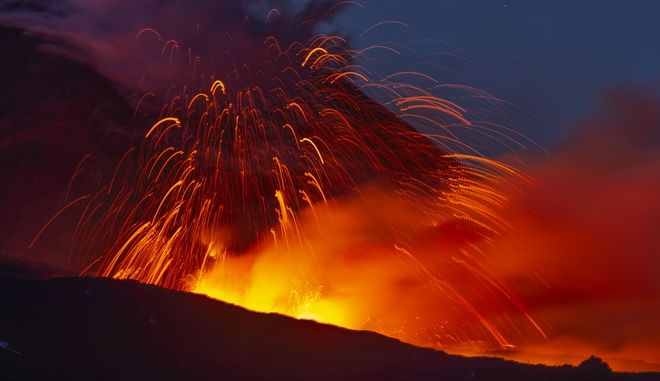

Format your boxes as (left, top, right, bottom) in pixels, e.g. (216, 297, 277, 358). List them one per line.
(334, 0, 660, 145)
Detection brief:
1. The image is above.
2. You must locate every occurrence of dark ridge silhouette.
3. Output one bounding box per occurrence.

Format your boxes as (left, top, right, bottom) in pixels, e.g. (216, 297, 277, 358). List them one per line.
(579, 356, 613, 377)
(0, 266, 657, 380)
(0, 254, 74, 280)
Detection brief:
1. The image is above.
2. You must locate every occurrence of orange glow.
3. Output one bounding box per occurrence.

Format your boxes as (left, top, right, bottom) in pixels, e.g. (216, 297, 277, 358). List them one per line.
(194, 186, 536, 345)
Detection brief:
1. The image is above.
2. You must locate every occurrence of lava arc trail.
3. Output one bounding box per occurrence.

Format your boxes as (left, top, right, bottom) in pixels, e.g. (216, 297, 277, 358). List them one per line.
(17, 1, 545, 355)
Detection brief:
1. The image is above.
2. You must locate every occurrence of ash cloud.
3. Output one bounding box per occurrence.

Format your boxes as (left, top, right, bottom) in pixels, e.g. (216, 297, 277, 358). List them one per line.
(488, 87, 660, 371)
(0, 0, 346, 97)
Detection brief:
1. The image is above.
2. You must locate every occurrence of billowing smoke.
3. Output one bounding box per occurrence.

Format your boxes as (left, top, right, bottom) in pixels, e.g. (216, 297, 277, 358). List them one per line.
(0, 0, 346, 97)
(483, 87, 660, 371)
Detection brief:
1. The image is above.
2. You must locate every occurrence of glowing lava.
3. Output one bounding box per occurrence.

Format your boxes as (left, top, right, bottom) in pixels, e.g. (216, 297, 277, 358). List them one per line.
(61, 4, 545, 356)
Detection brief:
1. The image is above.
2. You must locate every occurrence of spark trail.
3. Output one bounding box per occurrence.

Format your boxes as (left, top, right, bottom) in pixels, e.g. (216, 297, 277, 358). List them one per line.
(35, 2, 545, 354)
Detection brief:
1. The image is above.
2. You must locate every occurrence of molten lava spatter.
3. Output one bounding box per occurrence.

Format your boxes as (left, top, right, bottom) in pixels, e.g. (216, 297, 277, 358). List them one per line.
(30, 1, 543, 356)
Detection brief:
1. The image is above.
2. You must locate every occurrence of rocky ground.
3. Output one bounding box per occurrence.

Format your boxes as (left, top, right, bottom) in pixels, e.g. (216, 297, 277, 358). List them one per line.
(0, 265, 657, 380)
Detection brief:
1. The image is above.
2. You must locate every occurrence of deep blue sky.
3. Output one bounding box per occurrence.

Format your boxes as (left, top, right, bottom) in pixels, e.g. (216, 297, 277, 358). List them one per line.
(332, 0, 660, 147)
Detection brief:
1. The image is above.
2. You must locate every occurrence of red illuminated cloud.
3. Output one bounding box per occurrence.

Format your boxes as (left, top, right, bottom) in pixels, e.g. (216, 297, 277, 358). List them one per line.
(486, 88, 660, 371)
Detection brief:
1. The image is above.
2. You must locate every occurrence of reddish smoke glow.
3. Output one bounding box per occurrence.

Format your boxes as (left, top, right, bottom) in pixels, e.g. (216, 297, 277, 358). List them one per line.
(477, 90, 660, 371)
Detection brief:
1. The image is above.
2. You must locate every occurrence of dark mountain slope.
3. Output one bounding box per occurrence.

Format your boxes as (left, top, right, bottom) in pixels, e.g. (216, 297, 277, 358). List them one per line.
(1, 276, 657, 380)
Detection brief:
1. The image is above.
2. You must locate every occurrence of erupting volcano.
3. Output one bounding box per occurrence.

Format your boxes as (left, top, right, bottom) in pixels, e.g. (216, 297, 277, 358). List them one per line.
(54, 2, 544, 354)
(1, 0, 659, 379)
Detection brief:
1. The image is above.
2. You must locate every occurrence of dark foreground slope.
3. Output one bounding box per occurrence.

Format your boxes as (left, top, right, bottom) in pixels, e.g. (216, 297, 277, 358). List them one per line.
(1, 276, 658, 380)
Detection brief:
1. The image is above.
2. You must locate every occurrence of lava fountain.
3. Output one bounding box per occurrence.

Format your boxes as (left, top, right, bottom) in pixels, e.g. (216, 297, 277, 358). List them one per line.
(30, 1, 546, 355)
